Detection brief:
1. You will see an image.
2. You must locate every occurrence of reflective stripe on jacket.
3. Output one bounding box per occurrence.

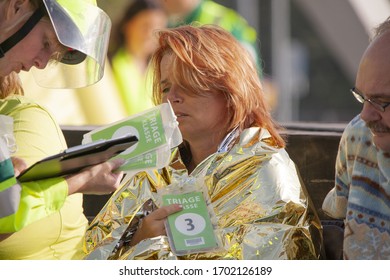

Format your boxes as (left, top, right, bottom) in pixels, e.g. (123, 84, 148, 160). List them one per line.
(0, 138, 68, 234)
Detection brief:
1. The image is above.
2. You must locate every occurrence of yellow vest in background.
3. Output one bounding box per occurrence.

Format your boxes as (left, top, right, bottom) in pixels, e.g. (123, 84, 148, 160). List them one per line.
(19, 61, 127, 126)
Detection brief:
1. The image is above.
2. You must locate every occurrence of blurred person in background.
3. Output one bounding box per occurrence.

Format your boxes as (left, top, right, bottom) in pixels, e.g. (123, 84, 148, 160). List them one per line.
(158, 0, 281, 113)
(160, 0, 261, 73)
(109, 0, 167, 116)
(18, 62, 127, 126)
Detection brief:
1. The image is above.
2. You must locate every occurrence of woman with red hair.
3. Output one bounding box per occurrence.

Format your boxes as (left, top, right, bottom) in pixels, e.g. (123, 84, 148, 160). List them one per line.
(86, 25, 322, 260)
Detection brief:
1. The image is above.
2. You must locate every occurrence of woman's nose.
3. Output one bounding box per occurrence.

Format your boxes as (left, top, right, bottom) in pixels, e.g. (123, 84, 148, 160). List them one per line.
(34, 59, 48, 69)
(34, 52, 51, 69)
(166, 88, 183, 103)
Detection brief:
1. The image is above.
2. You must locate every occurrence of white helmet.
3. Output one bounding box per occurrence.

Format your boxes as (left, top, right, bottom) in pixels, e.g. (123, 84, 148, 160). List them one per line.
(0, 0, 111, 88)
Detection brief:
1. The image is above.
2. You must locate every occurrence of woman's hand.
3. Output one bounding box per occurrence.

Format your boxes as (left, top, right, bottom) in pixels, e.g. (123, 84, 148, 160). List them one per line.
(66, 158, 125, 195)
(130, 204, 183, 246)
(11, 157, 27, 177)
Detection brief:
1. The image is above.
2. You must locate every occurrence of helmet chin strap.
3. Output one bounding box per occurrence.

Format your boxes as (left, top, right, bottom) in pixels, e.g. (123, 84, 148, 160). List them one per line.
(0, 7, 45, 58)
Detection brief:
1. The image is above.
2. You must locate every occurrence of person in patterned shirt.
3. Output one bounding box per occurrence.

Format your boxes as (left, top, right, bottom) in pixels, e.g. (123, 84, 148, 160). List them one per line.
(322, 16, 390, 259)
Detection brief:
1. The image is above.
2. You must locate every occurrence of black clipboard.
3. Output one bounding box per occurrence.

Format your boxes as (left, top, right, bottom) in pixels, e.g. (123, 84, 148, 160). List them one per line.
(17, 134, 138, 182)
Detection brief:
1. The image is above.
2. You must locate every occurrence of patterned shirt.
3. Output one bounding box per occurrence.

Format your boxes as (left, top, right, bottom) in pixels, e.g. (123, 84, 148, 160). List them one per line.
(322, 115, 390, 259)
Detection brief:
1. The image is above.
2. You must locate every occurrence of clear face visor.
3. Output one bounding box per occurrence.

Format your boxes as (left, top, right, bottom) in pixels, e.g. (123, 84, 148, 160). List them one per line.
(32, 0, 111, 88)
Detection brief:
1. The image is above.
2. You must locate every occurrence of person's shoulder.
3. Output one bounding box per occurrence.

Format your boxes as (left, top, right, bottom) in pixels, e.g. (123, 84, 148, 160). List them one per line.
(0, 95, 51, 119)
(202, 1, 237, 14)
(201, 1, 245, 21)
(0, 95, 34, 114)
(1, 94, 39, 106)
(344, 114, 369, 134)
(200, 1, 256, 40)
(341, 114, 372, 146)
(111, 47, 129, 63)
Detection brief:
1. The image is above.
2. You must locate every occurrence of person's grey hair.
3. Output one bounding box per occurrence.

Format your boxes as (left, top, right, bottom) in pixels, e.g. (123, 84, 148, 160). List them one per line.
(372, 16, 390, 41)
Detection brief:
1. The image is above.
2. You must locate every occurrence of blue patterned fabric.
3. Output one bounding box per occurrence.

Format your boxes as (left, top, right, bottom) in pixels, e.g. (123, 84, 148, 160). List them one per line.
(323, 115, 390, 259)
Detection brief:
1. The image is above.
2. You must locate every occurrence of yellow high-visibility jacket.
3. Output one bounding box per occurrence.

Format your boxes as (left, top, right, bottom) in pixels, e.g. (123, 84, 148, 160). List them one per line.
(0, 115, 67, 234)
(0, 97, 87, 260)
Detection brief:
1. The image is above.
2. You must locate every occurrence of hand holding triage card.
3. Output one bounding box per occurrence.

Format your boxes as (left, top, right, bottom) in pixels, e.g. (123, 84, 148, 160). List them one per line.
(158, 177, 224, 256)
(82, 103, 182, 173)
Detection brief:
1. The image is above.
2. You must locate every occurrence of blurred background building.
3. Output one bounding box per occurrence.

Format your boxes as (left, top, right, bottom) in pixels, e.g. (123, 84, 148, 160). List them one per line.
(21, 0, 390, 125)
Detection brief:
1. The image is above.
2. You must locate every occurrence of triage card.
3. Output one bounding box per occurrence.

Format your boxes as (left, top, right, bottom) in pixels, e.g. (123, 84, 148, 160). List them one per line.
(82, 103, 182, 172)
(162, 191, 219, 255)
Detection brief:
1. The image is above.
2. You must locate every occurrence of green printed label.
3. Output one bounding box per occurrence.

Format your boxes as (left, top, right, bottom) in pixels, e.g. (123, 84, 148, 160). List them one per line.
(163, 191, 218, 254)
(117, 151, 157, 171)
(90, 107, 167, 159)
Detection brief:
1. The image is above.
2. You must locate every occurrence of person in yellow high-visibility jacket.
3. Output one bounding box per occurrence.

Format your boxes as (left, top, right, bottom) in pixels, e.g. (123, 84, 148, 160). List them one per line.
(109, 0, 167, 116)
(0, 0, 124, 259)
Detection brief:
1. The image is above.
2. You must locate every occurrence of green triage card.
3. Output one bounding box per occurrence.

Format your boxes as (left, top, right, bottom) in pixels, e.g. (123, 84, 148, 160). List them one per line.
(88, 107, 166, 159)
(82, 103, 183, 173)
(163, 191, 218, 255)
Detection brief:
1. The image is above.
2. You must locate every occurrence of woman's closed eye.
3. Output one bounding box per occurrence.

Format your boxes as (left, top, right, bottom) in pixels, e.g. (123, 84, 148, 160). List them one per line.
(161, 86, 170, 94)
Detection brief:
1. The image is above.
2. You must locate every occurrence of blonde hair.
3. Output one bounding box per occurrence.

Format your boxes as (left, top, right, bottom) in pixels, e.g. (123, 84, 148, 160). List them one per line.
(150, 24, 285, 147)
(0, 73, 23, 98)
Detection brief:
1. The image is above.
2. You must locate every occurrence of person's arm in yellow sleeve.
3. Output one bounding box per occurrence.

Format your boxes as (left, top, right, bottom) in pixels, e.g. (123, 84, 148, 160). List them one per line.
(0, 95, 125, 241)
(0, 157, 124, 240)
(0, 152, 67, 237)
(0, 175, 68, 238)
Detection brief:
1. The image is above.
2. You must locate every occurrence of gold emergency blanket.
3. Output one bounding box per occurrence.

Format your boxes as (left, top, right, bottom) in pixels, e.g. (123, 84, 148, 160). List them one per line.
(84, 127, 323, 259)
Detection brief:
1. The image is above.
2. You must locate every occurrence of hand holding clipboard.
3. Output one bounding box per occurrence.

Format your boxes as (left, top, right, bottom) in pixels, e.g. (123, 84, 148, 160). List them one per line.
(17, 134, 138, 182)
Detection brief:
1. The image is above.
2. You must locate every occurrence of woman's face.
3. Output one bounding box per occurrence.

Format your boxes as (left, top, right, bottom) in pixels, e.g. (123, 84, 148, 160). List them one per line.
(159, 0, 193, 16)
(123, 9, 167, 57)
(160, 54, 230, 143)
(0, 19, 60, 77)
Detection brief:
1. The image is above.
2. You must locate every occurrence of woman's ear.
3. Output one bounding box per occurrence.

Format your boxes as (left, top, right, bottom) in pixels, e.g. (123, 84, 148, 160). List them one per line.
(7, 0, 32, 19)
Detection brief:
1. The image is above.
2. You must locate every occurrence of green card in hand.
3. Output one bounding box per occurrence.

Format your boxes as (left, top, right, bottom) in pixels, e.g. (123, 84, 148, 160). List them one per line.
(163, 191, 218, 255)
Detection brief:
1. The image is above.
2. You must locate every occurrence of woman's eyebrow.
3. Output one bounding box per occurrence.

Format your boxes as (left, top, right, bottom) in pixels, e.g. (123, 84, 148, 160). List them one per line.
(160, 79, 169, 86)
